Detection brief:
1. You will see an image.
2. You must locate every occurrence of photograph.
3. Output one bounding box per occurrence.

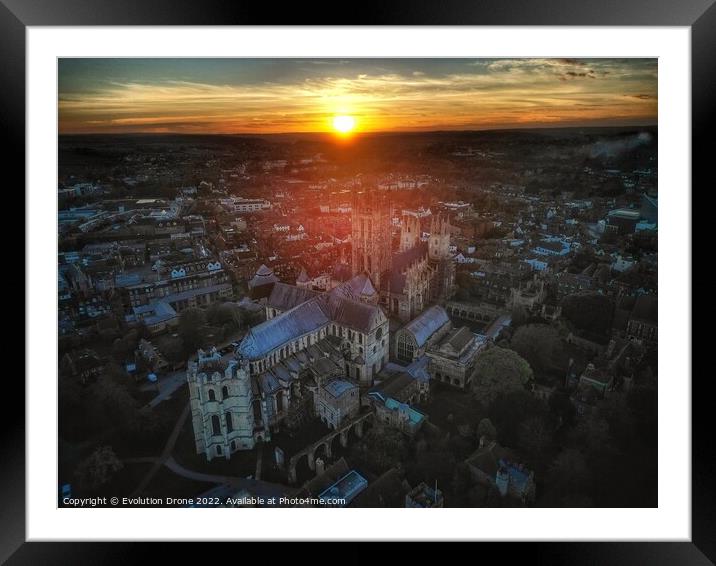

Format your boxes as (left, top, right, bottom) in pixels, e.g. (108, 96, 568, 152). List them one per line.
(56, 57, 659, 510)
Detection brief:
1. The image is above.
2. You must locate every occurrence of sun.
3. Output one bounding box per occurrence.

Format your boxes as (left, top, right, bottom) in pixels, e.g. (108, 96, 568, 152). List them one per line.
(332, 115, 356, 134)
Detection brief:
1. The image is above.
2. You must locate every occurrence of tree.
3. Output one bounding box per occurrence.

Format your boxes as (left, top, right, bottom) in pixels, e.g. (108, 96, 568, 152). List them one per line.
(178, 307, 207, 352)
(561, 292, 615, 336)
(517, 416, 553, 462)
(74, 446, 123, 492)
(59, 371, 85, 440)
(510, 305, 529, 328)
(206, 302, 235, 327)
(543, 448, 592, 507)
(111, 330, 139, 362)
(510, 324, 562, 375)
(472, 347, 533, 406)
(93, 366, 139, 426)
(452, 462, 473, 498)
(160, 336, 185, 365)
(408, 449, 457, 492)
(488, 390, 546, 448)
(350, 424, 407, 474)
(548, 389, 576, 427)
(476, 418, 497, 444)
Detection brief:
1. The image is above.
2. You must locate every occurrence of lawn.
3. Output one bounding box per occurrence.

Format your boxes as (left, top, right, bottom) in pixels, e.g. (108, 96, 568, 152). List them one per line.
(171, 415, 258, 479)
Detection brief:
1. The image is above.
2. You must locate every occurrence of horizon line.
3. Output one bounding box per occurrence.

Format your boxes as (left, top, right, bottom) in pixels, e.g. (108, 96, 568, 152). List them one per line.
(58, 123, 658, 137)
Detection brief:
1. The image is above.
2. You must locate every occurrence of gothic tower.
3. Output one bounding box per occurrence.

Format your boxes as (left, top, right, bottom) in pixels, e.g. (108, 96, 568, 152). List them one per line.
(429, 214, 451, 261)
(400, 213, 421, 252)
(187, 348, 265, 461)
(351, 188, 392, 288)
(428, 214, 456, 301)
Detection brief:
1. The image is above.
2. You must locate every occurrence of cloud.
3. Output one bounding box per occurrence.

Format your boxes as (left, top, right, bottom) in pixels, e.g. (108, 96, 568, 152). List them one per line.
(58, 59, 658, 133)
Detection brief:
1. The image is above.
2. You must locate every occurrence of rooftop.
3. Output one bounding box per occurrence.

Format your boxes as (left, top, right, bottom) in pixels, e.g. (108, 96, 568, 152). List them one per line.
(403, 305, 451, 348)
(318, 470, 368, 505)
(248, 264, 279, 289)
(323, 379, 357, 398)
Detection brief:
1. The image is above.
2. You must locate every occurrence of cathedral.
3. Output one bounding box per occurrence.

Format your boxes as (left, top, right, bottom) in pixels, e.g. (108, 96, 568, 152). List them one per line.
(188, 267, 389, 460)
(351, 188, 455, 322)
(187, 187, 455, 460)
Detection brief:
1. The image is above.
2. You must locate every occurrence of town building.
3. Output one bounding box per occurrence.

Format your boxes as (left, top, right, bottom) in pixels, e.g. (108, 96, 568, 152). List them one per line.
(465, 439, 536, 504)
(405, 482, 444, 508)
(318, 470, 369, 507)
(368, 392, 426, 436)
(426, 326, 486, 390)
(626, 294, 658, 346)
(607, 208, 640, 234)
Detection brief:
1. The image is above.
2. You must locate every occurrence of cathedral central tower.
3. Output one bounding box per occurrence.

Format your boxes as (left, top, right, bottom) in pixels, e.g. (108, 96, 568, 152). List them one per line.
(351, 188, 392, 288)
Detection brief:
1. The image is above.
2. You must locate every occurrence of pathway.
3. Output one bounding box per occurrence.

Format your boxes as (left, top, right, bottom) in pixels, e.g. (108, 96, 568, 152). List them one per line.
(130, 402, 190, 497)
(125, 402, 295, 499)
(164, 456, 292, 498)
(141, 369, 188, 408)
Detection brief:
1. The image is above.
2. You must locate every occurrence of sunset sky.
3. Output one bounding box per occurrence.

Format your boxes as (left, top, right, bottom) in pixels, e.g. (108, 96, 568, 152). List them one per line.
(58, 58, 657, 134)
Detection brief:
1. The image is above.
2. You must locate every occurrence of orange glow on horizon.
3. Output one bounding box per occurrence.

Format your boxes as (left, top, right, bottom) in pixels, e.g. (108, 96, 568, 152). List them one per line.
(332, 115, 356, 135)
(58, 59, 658, 135)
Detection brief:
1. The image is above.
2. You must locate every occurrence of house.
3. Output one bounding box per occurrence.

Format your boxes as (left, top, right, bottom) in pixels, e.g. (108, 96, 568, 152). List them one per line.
(533, 239, 570, 256)
(60, 349, 104, 385)
(126, 301, 178, 334)
(351, 467, 413, 508)
(136, 338, 169, 373)
(578, 363, 614, 398)
(626, 294, 657, 346)
(369, 370, 421, 405)
(465, 439, 535, 505)
(368, 392, 426, 436)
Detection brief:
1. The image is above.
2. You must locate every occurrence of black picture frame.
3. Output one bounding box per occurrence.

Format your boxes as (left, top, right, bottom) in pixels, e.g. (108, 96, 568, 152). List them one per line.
(6, 0, 708, 562)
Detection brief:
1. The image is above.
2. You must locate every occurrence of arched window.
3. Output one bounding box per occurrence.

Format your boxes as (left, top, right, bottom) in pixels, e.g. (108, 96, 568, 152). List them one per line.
(397, 333, 415, 363)
(211, 414, 221, 435)
(222, 386, 229, 400)
(376, 327, 383, 340)
(208, 389, 216, 401)
(216, 445, 222, 456)
(225, 412, 233, 432)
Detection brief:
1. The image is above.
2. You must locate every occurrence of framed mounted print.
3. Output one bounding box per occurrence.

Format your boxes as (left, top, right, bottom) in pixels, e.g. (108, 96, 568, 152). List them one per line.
(5, 0, 710, 562)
